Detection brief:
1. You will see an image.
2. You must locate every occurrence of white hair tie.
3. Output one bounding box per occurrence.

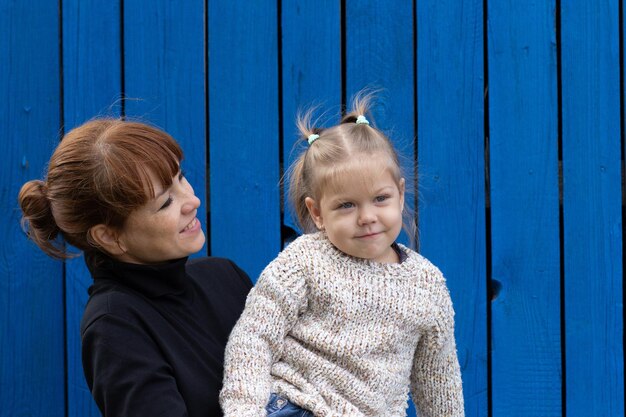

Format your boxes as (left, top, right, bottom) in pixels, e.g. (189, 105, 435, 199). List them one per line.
(355, 115, 369, 125)
(307, 134, 320, 145)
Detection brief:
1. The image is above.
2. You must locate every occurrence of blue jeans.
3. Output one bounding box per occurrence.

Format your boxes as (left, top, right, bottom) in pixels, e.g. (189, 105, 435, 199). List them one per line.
(265, 393, 314, 417)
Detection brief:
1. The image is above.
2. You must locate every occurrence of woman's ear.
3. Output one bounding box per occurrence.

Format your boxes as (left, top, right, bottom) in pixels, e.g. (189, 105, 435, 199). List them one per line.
(89, 224, 126, 256)
(304, 197, 324, 230)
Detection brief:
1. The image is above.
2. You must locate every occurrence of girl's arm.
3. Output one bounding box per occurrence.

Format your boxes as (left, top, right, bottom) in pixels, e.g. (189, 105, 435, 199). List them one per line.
(220, 250, 308, 417)
(410, 275, 465, 417)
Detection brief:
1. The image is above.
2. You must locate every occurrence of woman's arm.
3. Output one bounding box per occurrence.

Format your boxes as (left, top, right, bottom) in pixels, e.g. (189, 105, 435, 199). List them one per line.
(82, 314, 188, 417)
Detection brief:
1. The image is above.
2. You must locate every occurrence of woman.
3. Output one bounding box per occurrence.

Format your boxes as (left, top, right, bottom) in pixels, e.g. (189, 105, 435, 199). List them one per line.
(18, 119, 252, 417)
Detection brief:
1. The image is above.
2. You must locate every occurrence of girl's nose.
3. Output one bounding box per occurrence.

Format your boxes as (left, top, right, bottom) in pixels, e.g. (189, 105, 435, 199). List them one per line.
(357, 207, 376, 226)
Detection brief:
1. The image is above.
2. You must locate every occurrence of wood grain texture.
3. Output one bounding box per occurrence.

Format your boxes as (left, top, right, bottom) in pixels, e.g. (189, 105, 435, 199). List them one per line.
(561, 1, 624, 415)
(281, 0, 341, 238)
(417, 1, 487, 416)
(0, 1, 64, 416)
(62, 1, 122, 416)
(488, 1, 561, 415)
(209, 0, 280, 281)
(124, 0, 207, 256)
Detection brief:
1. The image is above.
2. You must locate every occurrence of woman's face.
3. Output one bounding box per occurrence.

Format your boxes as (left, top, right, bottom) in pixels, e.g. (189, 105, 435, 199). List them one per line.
(115, 169, 206, 264)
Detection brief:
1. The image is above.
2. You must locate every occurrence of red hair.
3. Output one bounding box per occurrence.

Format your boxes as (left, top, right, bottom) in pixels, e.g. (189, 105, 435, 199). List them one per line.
(18, 119, 183, 259)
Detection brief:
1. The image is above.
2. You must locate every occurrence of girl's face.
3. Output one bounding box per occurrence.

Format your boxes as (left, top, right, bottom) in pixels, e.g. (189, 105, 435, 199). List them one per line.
(115, 169, 205, 264)
(305, 157, 405, 263)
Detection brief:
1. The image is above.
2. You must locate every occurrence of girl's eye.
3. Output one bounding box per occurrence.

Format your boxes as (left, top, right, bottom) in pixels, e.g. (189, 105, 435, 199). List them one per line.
(159, 197, 173, 210)
(375, 195, 390, 203)
(337, 202, 354, 210)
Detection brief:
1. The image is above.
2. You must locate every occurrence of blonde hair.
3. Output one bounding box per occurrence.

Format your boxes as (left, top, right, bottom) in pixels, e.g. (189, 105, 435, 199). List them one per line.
(18, 118, 183, 259)
(287, 91, 414, 240)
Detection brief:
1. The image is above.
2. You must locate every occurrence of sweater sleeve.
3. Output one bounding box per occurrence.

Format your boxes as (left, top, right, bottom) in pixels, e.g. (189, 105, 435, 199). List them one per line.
(82, 314, 188, 417)
(219, 246, 308, 417)
(410, 271, 465, 417)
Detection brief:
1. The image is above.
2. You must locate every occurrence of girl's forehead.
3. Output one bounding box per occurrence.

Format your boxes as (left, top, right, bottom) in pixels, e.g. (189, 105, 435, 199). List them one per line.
(319, 155, 399, 195)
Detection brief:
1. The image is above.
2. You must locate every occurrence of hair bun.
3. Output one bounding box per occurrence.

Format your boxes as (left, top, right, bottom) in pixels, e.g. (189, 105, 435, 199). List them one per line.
(18, 180, 63, 258)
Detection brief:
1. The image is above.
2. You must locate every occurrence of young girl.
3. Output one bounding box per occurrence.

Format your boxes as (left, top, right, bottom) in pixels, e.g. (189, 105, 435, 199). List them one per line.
(220, 93, 464, 417)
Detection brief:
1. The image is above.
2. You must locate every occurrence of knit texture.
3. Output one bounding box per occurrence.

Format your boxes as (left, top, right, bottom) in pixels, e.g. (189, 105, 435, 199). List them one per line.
(220, 232, 464, 417)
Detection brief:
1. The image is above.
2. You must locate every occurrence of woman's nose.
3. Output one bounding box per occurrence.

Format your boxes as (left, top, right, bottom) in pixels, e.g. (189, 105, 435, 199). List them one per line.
(182, 194, 201, 214)
(180, 184, 201, 213)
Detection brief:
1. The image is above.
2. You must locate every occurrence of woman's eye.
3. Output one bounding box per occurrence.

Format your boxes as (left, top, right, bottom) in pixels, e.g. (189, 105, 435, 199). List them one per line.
(159, 197, 173, 210)
(178, 170, 186, 181)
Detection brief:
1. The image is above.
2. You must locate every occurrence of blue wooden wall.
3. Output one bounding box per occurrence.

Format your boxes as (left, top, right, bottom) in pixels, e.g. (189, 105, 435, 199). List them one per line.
(1, 1, 623, 416)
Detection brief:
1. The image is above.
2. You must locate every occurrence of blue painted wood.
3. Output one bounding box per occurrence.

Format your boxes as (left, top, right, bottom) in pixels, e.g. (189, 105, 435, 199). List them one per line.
(62, 1, 122, 416)
(488, 2, 561, 415)
(208, 0, 280, 281)
(561, 1, 624, 415)
(0, 1, 65, 416)
(345, 0, 415, 247)
(124, 0, 207, 257)
(417, 1, 487, 416)
(281, 0, 341, 238)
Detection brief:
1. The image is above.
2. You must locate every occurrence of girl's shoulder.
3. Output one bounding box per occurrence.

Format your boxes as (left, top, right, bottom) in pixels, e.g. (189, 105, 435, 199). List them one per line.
(280, 231, 331, 257)
(260, 232, 334, 278)
(397, 244, 447, 284)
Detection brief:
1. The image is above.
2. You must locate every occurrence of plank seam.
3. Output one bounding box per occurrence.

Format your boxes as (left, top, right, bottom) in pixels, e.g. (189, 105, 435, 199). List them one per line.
(204, 0, 211, 256)
(555, 1, 566, 414)
(340, 0, 346, 112)
(482, 0, 493, 415)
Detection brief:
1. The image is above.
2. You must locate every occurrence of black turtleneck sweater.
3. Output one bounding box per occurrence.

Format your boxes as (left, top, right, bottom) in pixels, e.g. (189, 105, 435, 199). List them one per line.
(81, 254, 252, 417)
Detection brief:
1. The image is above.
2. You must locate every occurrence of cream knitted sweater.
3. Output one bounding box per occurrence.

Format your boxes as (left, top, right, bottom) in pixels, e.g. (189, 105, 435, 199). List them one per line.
(220, 232, 464, 417)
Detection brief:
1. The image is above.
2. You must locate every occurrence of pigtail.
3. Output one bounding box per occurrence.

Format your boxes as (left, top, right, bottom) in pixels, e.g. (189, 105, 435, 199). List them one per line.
(296, 107, 316, 140)
(286, 156, 315, 233)
(286, 109, 322, 233)
(296, 106, 326, 145)
(341, 89, 377, 124)
(18, 180, 67, 259)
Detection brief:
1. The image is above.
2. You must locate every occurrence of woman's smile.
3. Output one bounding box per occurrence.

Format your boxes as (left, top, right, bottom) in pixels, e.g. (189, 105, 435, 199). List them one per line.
(181, 217, 200, 234)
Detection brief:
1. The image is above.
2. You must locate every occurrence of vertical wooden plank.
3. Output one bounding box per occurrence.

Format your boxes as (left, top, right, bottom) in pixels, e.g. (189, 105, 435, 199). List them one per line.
(62, 1, 121, 416)
(345, 2, 416, 414)
(0, 1, 65, 416)
(124, 0, 207, 256)
(417, 1, 487, 416)
(488, 1, 561, 415)
(209, 0, 279, 281)
(281, 0, 341, 237)
(561, 1, 624, 415)
(345, 1, 415, 246)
